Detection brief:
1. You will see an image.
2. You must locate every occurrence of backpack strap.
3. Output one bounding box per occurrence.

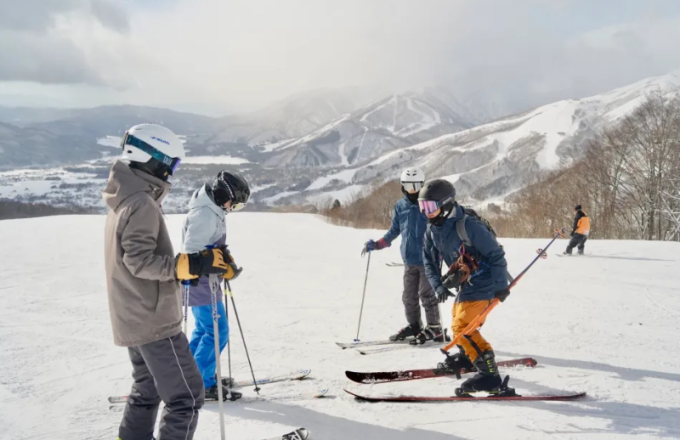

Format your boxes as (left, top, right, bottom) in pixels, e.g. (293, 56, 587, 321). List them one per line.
(456, 213, 472, 247)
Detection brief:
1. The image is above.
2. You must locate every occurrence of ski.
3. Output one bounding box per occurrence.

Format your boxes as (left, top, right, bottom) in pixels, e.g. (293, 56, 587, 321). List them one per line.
(336, 339, 413, 349)
(357, 341, 448, 355)
(345, 357, 537, 384)
(108, 369, 312, 404)
(266, 427, 309, 440)
(228, 368, 311, 387)
(226, 388, 329, 404)
(386, 262, 404, 267)
(110, 389, 329, 406)
(344, 388, 586, 402)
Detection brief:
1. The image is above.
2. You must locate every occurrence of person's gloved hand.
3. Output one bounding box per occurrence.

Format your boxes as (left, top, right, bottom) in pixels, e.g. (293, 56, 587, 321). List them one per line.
(361, 238, 388, 256)
(217, 245, 242, 280)
(495, 288, 510, 302)
(435, 285, 455, 303)
(175, 247, 232, 280)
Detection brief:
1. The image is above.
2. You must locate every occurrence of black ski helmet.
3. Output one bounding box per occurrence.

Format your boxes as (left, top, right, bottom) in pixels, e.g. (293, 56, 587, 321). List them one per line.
(212, 171, 250, 210)
(418, 179, 457, 225)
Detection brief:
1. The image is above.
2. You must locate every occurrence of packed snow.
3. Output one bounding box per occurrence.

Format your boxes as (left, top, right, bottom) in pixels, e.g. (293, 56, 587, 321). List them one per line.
(1, 213, 679, 440)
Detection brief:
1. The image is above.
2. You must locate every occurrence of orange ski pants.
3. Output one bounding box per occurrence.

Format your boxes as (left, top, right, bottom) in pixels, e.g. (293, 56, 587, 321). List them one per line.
(452, 300, 493, 362)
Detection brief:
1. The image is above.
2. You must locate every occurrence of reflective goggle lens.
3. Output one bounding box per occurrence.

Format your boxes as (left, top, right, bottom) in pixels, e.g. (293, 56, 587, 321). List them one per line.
(418, 199, 440, 215)
(402, 182, 424, 192)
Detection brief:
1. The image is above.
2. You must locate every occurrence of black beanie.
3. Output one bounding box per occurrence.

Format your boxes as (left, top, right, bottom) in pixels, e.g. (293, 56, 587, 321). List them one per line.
(575, 204, 582, 210)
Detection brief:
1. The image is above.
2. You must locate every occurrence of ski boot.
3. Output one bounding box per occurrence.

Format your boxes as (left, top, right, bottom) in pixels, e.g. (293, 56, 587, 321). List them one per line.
(409, 324, 451, 345)
(205, 384, 243, 401)
(389, 323, 421, 341)
(437, 346, 475, 377)
(455, 350, 516, 397)
(219, 376, 235, 388)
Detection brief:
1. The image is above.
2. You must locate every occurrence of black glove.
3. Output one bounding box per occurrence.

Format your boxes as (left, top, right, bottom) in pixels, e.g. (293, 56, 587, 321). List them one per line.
(570, 231, 575, 237)
(435, 285, 455, 303)
(442, 270, 466, 290)
(176, 247, 231, 280)
(495, 288, 510, 302)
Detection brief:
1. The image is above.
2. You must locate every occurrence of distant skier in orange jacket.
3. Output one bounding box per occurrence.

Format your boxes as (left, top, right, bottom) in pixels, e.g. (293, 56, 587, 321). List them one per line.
(564, 205, 590, 255)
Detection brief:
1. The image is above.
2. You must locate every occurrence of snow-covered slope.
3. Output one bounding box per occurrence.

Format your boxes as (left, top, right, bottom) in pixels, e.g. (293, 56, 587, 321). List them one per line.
(263, 91, 476, 168)
(1, 213, 679, 439)
(295, 71, 680, 205)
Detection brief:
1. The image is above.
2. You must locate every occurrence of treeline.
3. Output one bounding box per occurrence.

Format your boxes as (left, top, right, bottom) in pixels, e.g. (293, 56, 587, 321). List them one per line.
(0, 199, 94, 220)
(321, 92, 680, 241)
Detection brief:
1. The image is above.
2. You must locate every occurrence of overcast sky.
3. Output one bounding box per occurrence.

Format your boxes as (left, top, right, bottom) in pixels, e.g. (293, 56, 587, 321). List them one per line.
(1, 0, 680, 115)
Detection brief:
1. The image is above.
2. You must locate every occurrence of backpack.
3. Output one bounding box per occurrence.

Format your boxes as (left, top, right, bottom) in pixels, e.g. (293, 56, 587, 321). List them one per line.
(456, 206, 498, 247)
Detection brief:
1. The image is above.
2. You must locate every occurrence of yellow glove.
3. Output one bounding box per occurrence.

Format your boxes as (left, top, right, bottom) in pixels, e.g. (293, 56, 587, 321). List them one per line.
(175, 248, 231, 280)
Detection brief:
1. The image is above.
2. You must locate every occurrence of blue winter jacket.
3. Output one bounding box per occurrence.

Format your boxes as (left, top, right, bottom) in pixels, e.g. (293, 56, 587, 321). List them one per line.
(423, 204, 508, 302)
(383, 196, 429, 266)
(181, 184, 227, 307)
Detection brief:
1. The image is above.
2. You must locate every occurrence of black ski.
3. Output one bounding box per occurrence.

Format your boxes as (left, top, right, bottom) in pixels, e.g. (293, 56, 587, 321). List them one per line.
(267, 427, 309, 440)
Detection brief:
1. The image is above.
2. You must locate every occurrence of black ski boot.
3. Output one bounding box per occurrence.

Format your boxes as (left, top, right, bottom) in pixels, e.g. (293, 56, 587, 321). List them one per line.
(389, 323, 421, 341)
(205, 384, 242, 401)
(437, 347, 475, 376)
(219, 376, 235, 388)
(409, 325, 451, 345)
(455, 350, 508, 396)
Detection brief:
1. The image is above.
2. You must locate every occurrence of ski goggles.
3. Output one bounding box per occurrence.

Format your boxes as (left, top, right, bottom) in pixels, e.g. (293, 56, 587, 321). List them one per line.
(402, 182, 424, 192)
(418, 194, 454, 215)
(121, 132, 182, 175)
(227, 201, 247, 212)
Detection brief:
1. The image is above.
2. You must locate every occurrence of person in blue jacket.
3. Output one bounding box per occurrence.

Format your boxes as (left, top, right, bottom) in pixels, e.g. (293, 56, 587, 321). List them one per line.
(181, 171, 250, 401)
(419, 178, 511, 394)
(361, 168, 446, 344)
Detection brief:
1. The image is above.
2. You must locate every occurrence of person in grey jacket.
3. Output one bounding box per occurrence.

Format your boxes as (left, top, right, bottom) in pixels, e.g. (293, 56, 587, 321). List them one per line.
(104, 124, 236, 440)
(182, 171, 250, 402)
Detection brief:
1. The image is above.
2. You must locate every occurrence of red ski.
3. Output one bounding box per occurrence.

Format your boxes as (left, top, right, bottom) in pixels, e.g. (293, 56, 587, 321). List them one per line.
(345, 389, 586, 402)
(345, 357, 537, 384)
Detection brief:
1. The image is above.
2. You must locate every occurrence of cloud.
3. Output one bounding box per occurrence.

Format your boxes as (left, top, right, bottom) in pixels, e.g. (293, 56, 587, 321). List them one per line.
(0, 0, 130, 85)
(3, 0, 680, 113)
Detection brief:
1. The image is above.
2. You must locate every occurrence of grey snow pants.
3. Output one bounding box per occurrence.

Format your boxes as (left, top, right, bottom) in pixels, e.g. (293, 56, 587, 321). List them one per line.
(119, 332, 205, 440)
(403, 265, 440, 327)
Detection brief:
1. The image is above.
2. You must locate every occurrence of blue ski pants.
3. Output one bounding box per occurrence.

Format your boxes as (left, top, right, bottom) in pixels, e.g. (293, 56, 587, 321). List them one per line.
(188, 302, 229, 389)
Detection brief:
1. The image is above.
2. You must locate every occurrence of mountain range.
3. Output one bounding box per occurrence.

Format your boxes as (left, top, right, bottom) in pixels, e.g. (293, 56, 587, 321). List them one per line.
(1, 72, 678, 210)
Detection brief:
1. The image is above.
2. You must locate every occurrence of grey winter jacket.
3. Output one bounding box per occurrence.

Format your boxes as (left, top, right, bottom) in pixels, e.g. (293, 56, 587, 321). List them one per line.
(103, 160, 182, 347)
(181, 184, 227, 306)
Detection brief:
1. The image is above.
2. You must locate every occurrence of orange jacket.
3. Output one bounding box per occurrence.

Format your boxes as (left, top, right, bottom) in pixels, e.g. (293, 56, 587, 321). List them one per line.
(574, 211, 590, 236)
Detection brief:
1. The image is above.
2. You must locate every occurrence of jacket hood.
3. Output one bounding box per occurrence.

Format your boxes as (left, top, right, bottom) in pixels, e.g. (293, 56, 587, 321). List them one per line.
(188, 184, 225, 217)
(103, 160, 171, 211)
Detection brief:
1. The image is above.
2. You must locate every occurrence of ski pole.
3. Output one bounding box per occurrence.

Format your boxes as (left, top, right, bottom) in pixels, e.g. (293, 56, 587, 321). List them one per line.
(224, 280, 232, 390)
(442, 227, 566, 353)
(209, 273, 226, 440)
(355, 252, 372, 342)
(182, 280, 191, 335)
(225, 280, 261, 394)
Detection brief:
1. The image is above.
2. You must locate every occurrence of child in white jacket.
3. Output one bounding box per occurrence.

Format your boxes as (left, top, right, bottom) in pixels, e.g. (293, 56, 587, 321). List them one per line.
(181, 171, 250, 401)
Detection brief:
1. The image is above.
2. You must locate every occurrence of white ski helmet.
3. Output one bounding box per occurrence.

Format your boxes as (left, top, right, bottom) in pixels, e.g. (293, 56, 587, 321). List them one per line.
(120, 123, 185, 177)
(400, 167, 425, 193)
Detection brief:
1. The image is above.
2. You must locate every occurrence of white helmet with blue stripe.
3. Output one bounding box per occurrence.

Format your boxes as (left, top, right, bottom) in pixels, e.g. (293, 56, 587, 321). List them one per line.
(120, 124, 185, 178)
